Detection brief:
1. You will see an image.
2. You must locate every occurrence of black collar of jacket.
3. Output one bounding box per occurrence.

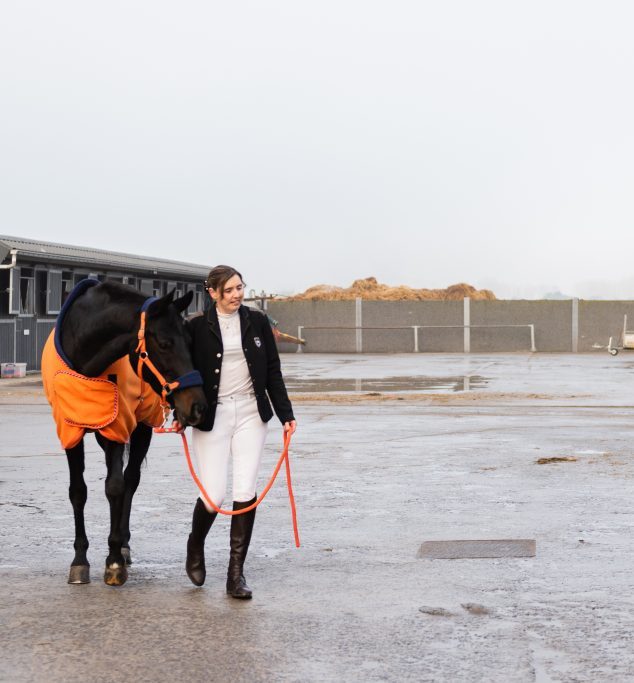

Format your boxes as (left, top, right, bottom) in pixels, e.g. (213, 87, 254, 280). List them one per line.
(205, 302, 252, 341)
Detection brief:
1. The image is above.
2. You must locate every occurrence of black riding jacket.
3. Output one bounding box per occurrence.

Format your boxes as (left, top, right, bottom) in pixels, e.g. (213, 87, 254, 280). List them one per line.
(187, 304, 295, 431)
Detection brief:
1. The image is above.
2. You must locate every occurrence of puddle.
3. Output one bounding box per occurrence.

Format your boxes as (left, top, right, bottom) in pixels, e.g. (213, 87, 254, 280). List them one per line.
(286, 375, 488, 393)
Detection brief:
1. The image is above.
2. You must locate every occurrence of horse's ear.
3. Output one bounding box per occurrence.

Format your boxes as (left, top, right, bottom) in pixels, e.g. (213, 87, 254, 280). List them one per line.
(173, 290, 193, 313)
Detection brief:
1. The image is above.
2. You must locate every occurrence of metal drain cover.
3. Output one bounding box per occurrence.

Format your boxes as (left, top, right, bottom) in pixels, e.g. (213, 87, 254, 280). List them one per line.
(418, 539, 536, 559)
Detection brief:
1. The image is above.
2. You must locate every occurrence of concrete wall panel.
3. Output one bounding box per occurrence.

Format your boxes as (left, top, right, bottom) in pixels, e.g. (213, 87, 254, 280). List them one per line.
(471, 300, 572, 352)
(363, 301, 464, 352)
(578, 301, 634, 352)
(268, 300, 356, 353)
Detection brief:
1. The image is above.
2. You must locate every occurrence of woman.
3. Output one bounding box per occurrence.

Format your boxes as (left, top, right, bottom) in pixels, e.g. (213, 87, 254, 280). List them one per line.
(184, 265, 296, 599)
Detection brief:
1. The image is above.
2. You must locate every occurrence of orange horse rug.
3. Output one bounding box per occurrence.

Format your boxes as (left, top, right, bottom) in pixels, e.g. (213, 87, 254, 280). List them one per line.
(42, 333, 164, 450)
(41, 280, 164, 450)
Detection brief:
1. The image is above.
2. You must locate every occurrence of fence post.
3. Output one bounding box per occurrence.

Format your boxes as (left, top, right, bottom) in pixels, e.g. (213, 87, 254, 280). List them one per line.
(355, 298, 362, 353)
(296, 326, 303, 353)
(529, 324, 536, 353)
(463, 297, 471, 353)
(572, 298, 579, 353)
(412, 326, 419, 353)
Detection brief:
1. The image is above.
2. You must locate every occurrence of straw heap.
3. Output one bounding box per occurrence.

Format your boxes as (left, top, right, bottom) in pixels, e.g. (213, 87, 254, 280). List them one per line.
(287, 277, 496, 301)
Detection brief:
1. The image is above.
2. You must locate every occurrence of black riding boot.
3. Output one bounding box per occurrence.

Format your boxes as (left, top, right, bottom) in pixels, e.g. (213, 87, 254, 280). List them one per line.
(226, 496, 257, 599)
(186, 498, 217, 586)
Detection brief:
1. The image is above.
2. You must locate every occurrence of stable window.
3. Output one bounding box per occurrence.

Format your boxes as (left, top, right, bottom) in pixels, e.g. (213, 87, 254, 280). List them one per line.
(139, 279, 154, 295)
(0, 270, 9, 315)
(19, 268, 35, 315)
(62, 272, 73, 305)
(47, 270, 62, 313)
(35, 270, 48, 315)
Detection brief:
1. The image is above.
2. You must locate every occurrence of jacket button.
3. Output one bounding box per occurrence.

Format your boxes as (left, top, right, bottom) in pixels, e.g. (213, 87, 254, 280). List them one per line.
(214, 369, 220, 374)
(216, 353, 222, 358)
(213, 385, 218, 389)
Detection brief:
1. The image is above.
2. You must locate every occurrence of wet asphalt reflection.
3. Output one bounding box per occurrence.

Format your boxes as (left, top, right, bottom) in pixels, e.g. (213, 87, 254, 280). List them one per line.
(286, 375, 489, 393)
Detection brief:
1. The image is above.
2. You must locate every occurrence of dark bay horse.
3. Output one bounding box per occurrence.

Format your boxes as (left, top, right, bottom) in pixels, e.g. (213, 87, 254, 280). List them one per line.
(42, 280, 207, 586)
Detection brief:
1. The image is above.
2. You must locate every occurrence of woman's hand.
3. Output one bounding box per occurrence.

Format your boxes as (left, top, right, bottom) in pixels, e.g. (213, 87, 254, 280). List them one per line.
(283, 420, 297, 435)
(171, 418, 186, 434)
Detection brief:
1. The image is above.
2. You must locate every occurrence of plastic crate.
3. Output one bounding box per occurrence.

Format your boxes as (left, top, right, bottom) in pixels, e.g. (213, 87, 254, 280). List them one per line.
(1, 362, 27, 378)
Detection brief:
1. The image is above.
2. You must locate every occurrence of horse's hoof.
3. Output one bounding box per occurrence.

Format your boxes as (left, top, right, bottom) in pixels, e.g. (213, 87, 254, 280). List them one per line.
(104, 563, 128, 586)
(68, 565, 90, 584)
(121, 547, 132, 565)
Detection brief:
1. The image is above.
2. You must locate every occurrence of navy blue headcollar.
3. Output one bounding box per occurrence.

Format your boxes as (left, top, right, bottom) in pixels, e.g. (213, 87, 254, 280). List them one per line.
(140, 296, 158, 313)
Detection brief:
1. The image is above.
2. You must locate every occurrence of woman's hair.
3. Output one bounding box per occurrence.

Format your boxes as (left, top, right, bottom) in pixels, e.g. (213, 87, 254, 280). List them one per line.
(204, 265, 244, 294)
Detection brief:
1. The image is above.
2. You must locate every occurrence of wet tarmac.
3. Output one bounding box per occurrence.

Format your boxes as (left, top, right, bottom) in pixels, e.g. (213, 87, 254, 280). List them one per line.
(2, 353, 634, 681)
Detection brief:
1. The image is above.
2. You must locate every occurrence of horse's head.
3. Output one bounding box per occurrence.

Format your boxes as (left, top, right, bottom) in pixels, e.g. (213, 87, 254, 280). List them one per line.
(134, 290, 207, 427)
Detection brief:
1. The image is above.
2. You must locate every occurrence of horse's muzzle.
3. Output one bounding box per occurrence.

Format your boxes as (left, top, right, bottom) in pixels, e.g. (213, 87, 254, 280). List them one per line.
(188, 401, 206, 426)
(173, 387, 207, 427)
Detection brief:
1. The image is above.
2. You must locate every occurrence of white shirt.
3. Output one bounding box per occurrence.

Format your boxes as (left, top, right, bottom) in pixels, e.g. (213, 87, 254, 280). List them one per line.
(217, 310, 254, 398)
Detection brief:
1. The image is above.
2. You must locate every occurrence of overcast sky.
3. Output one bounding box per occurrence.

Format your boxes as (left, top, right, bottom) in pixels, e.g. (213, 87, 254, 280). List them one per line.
(1, 1, 634, 298)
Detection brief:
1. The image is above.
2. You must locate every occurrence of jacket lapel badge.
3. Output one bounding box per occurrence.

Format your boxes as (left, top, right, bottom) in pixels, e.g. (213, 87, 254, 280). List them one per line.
(254, 336, 262, 348)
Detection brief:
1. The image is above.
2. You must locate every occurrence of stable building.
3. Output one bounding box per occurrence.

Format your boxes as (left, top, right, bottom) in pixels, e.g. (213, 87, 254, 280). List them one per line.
(0, 235, 209, 370)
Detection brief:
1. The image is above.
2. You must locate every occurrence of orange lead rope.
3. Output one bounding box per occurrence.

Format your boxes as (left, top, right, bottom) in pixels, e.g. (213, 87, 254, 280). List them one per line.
(155, 425, 300, 548)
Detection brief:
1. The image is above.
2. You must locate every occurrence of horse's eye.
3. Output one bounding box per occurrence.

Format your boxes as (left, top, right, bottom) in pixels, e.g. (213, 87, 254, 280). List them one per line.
(158, 339, 173, 351)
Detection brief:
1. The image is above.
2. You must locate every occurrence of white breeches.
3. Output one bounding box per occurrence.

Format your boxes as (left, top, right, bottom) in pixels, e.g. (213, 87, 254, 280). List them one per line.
(191, 394, 268, 511)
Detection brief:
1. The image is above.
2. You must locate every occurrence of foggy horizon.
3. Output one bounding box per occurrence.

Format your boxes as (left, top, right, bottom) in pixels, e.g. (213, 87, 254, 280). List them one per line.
(2, 1, 633, 300)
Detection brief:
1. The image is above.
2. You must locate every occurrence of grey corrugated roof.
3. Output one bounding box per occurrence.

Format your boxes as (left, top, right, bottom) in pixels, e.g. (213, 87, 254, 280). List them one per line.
(0, 235, 209, 279)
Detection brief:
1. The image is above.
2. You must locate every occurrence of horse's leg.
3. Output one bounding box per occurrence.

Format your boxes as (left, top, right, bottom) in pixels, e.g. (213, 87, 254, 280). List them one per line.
(66, 440, 90, 584)
(120, 423, 153, 565)
(96, 433, 128, 586)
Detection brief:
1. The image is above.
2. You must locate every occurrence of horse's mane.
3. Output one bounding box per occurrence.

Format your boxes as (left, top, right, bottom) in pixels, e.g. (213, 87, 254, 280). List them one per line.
(98, 280, 147, 305)
(59, 280, 159, 376)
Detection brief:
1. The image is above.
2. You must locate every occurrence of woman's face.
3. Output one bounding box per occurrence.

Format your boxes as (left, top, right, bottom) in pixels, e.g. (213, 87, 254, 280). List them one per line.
(210, 274, 245, 315)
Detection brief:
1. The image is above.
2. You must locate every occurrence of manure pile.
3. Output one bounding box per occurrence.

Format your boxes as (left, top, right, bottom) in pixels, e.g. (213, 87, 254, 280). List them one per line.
(287, 277, 496, 301)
